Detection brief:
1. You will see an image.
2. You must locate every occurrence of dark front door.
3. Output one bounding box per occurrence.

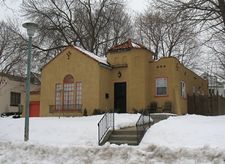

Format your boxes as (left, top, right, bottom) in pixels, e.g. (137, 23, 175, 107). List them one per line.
(114, 82, 126, 113)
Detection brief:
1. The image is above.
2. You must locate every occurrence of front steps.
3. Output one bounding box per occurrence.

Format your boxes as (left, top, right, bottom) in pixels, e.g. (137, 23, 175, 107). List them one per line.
(98, 113, 175, 146)
(108, 127, 138, 145)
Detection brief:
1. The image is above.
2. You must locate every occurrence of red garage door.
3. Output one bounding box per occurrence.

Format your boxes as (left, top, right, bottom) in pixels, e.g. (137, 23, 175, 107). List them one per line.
(29, 101, 40, 117)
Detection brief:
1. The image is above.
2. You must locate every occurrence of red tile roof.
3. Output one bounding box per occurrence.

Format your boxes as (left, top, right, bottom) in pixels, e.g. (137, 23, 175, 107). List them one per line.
(108, 39, 146, 52)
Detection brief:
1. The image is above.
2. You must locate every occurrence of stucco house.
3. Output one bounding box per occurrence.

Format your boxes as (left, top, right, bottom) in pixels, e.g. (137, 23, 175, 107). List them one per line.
(0, 72, 40, 116)
(33, 39, 208, 117)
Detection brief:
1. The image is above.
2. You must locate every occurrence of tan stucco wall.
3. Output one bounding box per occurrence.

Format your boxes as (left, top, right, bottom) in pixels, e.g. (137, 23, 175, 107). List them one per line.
(149, 57, 208, 114)
(99, 66, 113, 111)
(40, 47, 101, 116)
(149, 57, 176, 113)
(107, 48, 154, 112)
(30, 93, 40, 101)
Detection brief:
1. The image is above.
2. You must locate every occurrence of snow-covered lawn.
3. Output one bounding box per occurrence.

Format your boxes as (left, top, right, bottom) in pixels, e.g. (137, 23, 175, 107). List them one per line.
(1, 114, 225, 163)
(141, 114, 225, 149)
(0, 114, 140, 147)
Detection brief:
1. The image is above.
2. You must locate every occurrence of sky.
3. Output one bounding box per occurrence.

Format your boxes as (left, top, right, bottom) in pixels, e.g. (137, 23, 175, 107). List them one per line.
(0, 0, 148, 21)
(127, 0, 148, 13)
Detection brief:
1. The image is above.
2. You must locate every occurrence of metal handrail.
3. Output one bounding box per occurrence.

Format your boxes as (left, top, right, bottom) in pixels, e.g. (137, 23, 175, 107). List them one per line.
(98, 112, 115, 145)
(136, 111, 151, 144)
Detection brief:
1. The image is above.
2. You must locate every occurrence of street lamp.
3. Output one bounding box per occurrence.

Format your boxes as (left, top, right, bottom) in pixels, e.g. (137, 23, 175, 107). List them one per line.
(22, 22, 38, 141)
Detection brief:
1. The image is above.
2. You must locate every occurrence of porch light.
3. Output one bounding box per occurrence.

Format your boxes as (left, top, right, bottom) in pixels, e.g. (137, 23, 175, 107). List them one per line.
(22, 22, 38, 141)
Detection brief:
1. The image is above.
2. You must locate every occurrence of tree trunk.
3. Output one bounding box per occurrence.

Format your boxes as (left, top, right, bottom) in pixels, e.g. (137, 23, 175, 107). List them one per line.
(218, 0, 225, 30)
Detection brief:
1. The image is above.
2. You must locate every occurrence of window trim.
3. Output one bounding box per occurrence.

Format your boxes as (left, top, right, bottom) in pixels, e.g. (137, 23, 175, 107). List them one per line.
(55, 83, 62, 110)
(180, 81, 186, 98)
(10, 92, 21, 106)
(63, 75, 75, 110)
(155, 77, 168, 97)
(54, 75, 83, 112)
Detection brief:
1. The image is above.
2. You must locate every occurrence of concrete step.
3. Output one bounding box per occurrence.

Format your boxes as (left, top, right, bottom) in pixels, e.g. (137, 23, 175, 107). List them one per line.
(110, 134, 137, 141)
(108, 128, 138, 145)
(102, 125, 150, 146)
(109, 139, 138, 145)
(112, 130, 137, 135)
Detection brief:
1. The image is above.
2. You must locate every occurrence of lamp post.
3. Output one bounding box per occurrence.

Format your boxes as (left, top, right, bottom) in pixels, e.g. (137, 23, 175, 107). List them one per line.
(22, 22, 38, 141)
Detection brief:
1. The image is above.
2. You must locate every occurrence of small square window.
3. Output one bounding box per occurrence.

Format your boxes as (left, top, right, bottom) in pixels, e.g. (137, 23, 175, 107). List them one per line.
(10, 92, 21, 106)
(156, 78, 167, 96)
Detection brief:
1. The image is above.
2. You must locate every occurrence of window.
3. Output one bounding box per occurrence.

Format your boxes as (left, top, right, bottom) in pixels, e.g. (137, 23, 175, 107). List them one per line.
(156, 78, 167, 96)
(180, 81, 186, 98)
(10, 92, 21, 106)
(76, 82, 82, 109)
(63, 75, 75, 110)
(55, 84, 62, 110)
(54, 75, 83, 111)
(193, 86, 196, 94)
(63, 83, 75, 109)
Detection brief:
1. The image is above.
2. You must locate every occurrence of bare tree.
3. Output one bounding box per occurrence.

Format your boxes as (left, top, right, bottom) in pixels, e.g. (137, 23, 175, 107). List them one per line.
(135, 10, 200, 69)
(153, 0, 225, 77)
(135, 12, 165, 60)
(207, 35, 225, 79)
(21, 0, 132, 62)
(153, 0, 225, 32)
(0, 21, 28, 75)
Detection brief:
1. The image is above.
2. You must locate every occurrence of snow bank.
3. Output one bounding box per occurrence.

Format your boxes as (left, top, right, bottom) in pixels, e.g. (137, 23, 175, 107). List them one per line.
(141, 114, 225, 149)
(1, 142, 225, 164)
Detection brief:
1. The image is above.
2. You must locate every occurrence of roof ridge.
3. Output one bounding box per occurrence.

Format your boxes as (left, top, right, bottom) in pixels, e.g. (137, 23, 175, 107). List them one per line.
(108, 39, 147, 52)
(72, 45, 108, 65)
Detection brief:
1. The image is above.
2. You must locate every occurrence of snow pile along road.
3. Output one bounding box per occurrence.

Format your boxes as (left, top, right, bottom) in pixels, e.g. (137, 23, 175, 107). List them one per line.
(1, 142, 225, 164)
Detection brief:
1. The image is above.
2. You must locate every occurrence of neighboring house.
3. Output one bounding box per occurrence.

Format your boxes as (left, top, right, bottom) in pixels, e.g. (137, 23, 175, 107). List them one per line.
(34, 39, 208, 116)
(202, 73, 225, 97)
(0, 72, 40, 116)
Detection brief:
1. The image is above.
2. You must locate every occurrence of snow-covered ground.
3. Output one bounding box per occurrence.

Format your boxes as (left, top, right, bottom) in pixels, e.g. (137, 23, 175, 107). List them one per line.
(141, 114, 225, 149)
(1, 114, 225, 163)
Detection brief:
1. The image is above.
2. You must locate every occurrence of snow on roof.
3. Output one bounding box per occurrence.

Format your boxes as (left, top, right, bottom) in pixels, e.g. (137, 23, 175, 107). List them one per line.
(73, 46, 108, 65)
(131, 42, 141, 48)
(42, 46, 109, 70)
(0, 72, 25, 82)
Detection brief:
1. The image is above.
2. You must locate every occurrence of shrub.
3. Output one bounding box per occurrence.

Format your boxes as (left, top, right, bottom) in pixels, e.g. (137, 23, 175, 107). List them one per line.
(92, 109, 103, 115)
(163, 101, 172, 113)
(132, 108, 139, 114)
(148, 102, 157, 113)
(83, 108, 87, 116)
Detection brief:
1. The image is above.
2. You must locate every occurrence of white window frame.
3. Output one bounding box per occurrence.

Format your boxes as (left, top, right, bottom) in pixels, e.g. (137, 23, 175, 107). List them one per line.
(180, 81, 186, 98)
(192, 86, 196, 94)
(55, 83, 62, 110)
(76, 82, 82, 109)
(156, 78, 168, 96)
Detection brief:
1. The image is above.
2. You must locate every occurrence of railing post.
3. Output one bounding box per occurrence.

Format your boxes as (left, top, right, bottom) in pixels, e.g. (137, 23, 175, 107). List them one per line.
(106, 113, 108, 129)
(98, 123, 100, 145)
(97, 112, 116, 146)
(113, 112, 115, 131)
